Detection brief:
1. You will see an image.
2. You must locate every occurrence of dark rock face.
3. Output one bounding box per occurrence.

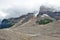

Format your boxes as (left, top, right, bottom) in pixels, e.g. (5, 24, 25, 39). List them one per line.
(0, 19, 14, 29)
(38, 11, 60, 20)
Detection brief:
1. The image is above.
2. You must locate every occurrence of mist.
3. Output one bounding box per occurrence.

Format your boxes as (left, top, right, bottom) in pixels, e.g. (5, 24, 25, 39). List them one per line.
(0, 0, 60, 19)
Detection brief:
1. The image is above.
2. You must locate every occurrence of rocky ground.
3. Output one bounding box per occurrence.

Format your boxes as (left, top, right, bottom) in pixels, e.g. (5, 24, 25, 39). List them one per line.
(0, 17, 60, 40)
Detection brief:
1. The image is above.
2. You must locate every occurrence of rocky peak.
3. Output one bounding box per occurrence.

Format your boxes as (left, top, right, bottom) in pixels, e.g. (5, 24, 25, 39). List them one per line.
(37, 5, 60, 20)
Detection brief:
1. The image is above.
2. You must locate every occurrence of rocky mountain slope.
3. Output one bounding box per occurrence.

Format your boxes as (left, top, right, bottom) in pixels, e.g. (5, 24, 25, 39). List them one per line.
(0, 17, 60, 40)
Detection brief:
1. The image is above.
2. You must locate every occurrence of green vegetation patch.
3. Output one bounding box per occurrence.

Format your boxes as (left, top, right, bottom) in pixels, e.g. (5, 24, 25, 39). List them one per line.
(36, 19, 53, 25)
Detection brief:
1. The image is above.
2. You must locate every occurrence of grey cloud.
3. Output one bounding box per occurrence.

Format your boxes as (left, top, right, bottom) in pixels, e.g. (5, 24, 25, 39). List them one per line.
(3, 6, 35, 18)
(0, 0, 60, 19)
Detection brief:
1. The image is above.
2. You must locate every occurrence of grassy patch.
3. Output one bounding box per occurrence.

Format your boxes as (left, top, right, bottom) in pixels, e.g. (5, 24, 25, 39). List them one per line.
(36, 19, 53, 25)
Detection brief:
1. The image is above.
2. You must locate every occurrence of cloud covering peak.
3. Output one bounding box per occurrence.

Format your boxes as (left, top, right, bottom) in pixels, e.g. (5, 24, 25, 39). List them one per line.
(0, 0, 60, 19)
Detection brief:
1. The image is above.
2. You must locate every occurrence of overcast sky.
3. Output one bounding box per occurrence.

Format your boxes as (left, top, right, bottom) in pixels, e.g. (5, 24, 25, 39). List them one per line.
(0, 0, 60, 19)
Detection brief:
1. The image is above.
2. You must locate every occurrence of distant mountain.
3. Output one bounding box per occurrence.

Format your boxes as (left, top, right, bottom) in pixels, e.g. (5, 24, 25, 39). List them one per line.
(8, 13, 34, 24)
(0, 13, 34, 29)
(37, 5, 60, 20)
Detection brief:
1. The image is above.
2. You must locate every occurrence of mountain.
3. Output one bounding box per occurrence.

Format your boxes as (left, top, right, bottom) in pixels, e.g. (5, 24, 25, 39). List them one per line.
(0, 19, 60, 40)
(8, 13, 34, 24)
(0, 13, 34, 29)
(37, 5, 60, 20)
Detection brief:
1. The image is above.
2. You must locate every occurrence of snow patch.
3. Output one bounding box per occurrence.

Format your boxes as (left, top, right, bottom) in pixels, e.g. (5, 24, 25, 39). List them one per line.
(41, 14, 49, 17)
